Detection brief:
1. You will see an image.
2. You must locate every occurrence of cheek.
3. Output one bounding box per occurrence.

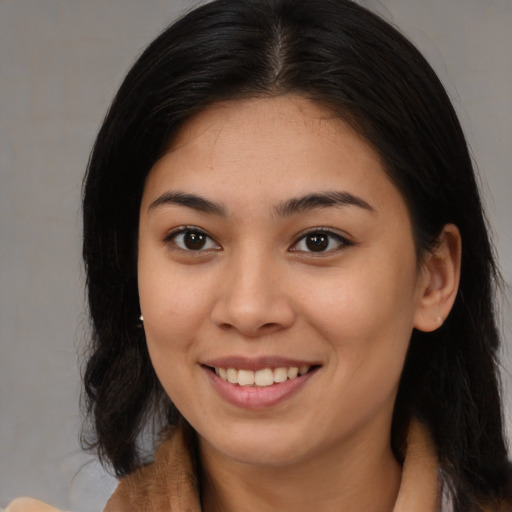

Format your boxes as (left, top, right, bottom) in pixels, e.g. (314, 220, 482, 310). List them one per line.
(137, 251, 212, 385)
(139, 253, 215, 336)
(297, 253, 419, 360)
(138, 270, 208, 407)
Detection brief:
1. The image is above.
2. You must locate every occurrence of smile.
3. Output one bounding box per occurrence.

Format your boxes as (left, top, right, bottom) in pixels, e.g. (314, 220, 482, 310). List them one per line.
(201, 357, 320, 409)
(213, 366, 311, 387)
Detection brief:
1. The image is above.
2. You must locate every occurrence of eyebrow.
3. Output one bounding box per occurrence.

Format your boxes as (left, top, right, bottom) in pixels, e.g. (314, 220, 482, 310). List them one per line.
(148, 191, 227, 216)
(147, 190, 374, 217)
(274, 191, 375, 217)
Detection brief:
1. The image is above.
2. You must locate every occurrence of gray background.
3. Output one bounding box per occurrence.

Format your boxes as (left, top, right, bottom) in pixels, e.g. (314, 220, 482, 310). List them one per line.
(1, 0, 510, 510)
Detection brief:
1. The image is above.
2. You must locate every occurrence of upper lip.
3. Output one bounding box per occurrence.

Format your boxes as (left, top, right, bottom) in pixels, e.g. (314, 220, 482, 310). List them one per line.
(201, 356, 321, 371)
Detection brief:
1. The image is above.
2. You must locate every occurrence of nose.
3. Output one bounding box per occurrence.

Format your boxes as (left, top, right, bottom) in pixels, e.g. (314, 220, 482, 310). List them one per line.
(210, 248, 296, 337)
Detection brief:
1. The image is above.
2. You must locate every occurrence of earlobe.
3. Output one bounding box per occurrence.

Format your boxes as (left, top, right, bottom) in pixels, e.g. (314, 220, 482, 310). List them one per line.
(413, 224, 461, 332)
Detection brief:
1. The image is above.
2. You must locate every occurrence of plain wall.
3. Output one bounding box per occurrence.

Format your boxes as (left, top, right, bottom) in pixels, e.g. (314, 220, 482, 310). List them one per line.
(1, 1, 510, 510)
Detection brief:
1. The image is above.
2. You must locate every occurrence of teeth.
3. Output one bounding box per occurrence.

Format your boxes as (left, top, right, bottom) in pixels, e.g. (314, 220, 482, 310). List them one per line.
(214, 365, 311, 387)
(255, 368, 274, 386)
(273, 367, 288, 383)
(227, 368, 238, 384)
(287, 367, 298, 379)
(238, 369, 254, 386)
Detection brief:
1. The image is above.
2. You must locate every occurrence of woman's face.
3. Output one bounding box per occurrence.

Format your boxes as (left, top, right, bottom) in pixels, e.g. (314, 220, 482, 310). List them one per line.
(138, 95, 428, 468)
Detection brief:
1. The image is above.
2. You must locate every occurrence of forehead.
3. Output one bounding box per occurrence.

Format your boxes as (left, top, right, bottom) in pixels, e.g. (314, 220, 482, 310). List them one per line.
(168, 95, 372, 161)
(144, 95, 406, 221)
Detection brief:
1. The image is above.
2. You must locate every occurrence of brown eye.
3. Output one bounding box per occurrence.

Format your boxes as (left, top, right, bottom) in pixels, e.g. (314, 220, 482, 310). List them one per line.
(167, 228, 220, 251)
(183, 231, 207, 250)
(305, 234, 329, 252)
(290, 230, 351, 254)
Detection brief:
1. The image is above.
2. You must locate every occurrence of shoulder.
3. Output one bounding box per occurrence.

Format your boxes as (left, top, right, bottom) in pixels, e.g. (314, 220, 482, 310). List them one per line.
(3, 498, 62, 512)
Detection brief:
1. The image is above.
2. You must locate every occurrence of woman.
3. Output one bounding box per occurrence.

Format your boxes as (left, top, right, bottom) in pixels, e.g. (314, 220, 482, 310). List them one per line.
(7, 0, 511, 510)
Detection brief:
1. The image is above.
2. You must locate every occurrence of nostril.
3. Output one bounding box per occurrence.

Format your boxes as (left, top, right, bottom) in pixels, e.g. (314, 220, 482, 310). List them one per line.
(210, 294, 296, 336)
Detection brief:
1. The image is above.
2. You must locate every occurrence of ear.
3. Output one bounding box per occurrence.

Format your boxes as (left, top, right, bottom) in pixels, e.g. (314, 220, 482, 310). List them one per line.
(413, 224, 461, 332)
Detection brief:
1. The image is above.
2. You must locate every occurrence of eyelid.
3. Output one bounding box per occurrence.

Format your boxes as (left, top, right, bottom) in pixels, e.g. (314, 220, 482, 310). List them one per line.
(289, 227, 353, 254)
(163, 225, 221, 251)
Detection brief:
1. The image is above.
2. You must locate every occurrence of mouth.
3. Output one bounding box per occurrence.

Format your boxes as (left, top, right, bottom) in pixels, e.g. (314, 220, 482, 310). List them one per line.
(205, 365, 318, 387)
(201, 357, 321, 408)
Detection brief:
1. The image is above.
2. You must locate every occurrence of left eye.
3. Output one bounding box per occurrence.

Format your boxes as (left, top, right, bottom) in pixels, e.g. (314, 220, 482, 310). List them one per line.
(290, 230, 351, 253)
(167, 228, 220, 251)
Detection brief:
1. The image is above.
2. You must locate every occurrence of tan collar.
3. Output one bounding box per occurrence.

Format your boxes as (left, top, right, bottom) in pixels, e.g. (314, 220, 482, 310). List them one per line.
(104, 425, 201, 512)
(104, 420, 440, 512)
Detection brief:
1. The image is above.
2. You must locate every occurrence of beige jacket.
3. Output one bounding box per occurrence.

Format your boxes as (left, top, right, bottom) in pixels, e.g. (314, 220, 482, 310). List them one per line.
(104, 419, 442, 512)
(5, 420, 446, 512)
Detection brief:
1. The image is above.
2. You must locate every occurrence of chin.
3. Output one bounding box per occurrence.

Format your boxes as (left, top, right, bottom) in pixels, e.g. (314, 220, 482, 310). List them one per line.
(223, 444, 307, 468)
(199, 426, 312, 468)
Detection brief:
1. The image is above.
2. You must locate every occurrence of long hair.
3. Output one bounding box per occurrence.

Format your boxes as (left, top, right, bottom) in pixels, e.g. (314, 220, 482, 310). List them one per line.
(81, 0, 510, 508)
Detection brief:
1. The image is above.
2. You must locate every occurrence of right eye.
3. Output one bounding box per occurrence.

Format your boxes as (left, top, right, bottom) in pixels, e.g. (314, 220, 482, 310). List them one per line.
(165, 227, 221, 252)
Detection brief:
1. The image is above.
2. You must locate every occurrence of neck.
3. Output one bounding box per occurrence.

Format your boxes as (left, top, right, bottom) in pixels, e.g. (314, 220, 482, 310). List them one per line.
(199, 428, 401, 512)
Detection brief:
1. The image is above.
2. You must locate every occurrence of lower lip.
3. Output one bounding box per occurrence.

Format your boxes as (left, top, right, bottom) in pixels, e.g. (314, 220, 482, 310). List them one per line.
(203, 366, 318, 410)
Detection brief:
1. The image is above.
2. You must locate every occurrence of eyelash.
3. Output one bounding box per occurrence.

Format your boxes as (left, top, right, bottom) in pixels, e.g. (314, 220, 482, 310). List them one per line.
(163, 226, 353, 255)
(290, 228, 353, 255)
(164, 226, 221, 252)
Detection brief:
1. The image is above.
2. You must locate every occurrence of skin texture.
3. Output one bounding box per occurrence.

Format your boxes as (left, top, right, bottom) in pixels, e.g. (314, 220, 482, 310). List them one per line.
(137, 95, 461, 512)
